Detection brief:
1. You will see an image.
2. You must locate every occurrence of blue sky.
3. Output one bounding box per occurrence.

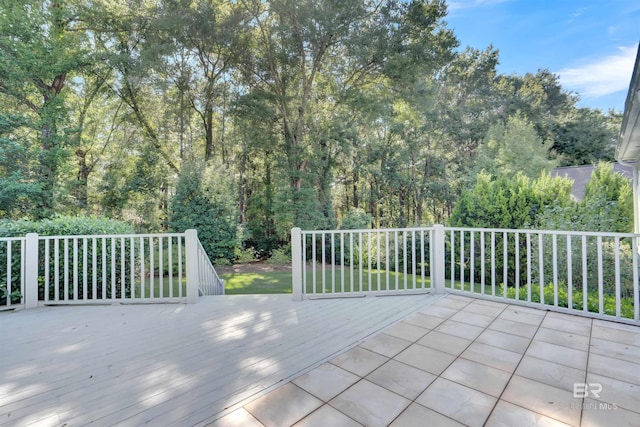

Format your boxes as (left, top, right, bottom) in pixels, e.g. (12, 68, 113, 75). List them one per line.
(444, 0, 640, 112)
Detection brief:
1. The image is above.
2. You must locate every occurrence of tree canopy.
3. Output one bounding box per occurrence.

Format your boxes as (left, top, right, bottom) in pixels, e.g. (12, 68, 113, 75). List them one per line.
(0, 0, 625, 259)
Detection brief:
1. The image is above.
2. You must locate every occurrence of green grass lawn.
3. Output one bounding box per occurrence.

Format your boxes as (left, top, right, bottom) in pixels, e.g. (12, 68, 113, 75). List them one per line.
(127, 271, 487, 297)
(222, 268, 435, 295)
(222, 271, 294, 294)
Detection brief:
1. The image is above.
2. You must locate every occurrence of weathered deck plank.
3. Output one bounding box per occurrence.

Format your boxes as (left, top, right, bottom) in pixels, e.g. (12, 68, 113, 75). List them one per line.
(0, 293, 438, 426)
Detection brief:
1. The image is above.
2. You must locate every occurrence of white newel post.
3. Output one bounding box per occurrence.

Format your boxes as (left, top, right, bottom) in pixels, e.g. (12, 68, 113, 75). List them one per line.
(24, 233, 39, 309)
(433, 225, 446, 294)
(291, 227, 303, 301)
(185, 229, 199, 304)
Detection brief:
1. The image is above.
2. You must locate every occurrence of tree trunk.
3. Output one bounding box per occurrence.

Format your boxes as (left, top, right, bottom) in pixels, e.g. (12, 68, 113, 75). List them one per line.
(204, 105, 214, 162)
(353, 168, 359, 209)
(38, 121, 57, 218)
(76, 148, 90, 210)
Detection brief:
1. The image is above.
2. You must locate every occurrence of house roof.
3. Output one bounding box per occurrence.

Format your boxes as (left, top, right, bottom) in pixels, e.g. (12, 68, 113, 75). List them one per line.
(615, 43, 640, 163)
(551, 162, 633, 201)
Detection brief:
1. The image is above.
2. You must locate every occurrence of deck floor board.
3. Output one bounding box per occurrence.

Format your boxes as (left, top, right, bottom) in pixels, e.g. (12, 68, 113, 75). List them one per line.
(1, 293, 438, 426)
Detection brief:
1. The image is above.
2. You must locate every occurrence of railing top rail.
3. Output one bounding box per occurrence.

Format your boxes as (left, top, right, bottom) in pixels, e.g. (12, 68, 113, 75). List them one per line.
(36, 232, 186, 240)
(0, 236, 26, 242)
(300, 226, 436, 235)
(445, 226, 640, 239)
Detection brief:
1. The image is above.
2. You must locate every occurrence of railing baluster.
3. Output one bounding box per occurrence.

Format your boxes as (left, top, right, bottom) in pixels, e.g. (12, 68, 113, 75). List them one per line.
(340, 232, 345, 293)
(6, 241, 11, 306)
(322, 232, 326, 294)
(515, 232, 520, 300)
(470, 231, 475, 292)
(55, 238, 60, 302)
(149, 237, 154, 299)
(331, 233, 335, 293)
(567, 235, 572, 311)
(45, 239, 50, 302)
(552, 234, 558, 307)
(411, 230, 416, 290)
(385, 231, 390, 291)
(312, 233, 317, 294)
(615, 237, 621, 318)
(403, 231, 407, 290)
(503, 231, 507, 297)
(597, 236, 603, 314)
(102, 238, 107, 299)
(92, 238, 97, 300)
(450, 230, 455, 289)
(111, 238, 116, 300)
(368, 232, 373, 291)
(394, 231, 399, 291)
(159, 236, 164, 299)
(64, 238, 69, 301)
(302, 233, 307, 295)
(178, 236, 183, 298)
(491, 232, 495, 296)
(526, 232, 531, 303)
(140, 237, 145, 299)
(633, 237, 639, 321)
(131, 237, 136, 300)
(460, 230, 465, 290)
(83, 238, 88, 301)
(121, 237, 126, 300)
(377, 231, 381, 291)
(420, 230, 425, 289)
(538, 233, 544, 305)
(480, 231, 485, 295)
(582, 235, 587, 313)
(349, 232, 354, 293)
(73, 238, 78, 301)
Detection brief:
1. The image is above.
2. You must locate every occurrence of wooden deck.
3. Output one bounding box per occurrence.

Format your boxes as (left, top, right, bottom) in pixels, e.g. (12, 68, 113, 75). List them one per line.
(0, 293, 438, 426)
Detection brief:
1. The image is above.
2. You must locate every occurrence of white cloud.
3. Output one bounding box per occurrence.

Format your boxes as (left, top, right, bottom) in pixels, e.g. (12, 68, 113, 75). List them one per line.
(558, 44, 638, 98)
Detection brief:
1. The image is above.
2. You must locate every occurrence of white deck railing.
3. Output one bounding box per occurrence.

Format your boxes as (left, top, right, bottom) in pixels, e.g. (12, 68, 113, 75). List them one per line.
(1, 237, 26, 310)
(292, 225, 640, 325)
(196, 239, 225, 296)
(0, 229, 222, 310)
(291, 226, 442, 299)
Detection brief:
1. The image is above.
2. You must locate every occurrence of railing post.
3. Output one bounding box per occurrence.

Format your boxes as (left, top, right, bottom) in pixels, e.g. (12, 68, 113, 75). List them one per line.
(185, 229, 199, 304)
(292, 227, 303, 301)
(433, 225, 446, 294)
(24, 233, 39, 309)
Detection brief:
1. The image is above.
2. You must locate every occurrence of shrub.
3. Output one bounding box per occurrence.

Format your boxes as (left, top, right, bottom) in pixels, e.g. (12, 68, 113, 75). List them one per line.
(169, 160, 238, 263)
(500, 283, 635, 319)
(267, 247, 291, 265)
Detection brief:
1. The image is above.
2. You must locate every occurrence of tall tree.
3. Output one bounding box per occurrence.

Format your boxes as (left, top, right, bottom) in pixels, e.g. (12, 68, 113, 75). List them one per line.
(0, 0, 88, 217)
(239, 0, 456, 229)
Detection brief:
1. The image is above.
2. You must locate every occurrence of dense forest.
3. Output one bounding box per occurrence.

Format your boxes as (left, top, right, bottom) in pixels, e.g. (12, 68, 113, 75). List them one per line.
(0, 0, 624, 261)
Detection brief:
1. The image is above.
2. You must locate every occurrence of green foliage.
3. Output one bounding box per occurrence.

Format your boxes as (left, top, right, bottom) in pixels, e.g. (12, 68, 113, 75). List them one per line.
(235, 247, 256, 264)
(552, 109, 619, 166)
(500, 283, 635, 319)
(0, 215, 133, 237)
(266, 247, 291, 266)
(449, 172, 573, 229)
(475, 114, 556, 179)
(169, 161, 238, 262)
(340, 208, 372, 230)
(0, 0, 625, 242)
(537, 162, 633, 233)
